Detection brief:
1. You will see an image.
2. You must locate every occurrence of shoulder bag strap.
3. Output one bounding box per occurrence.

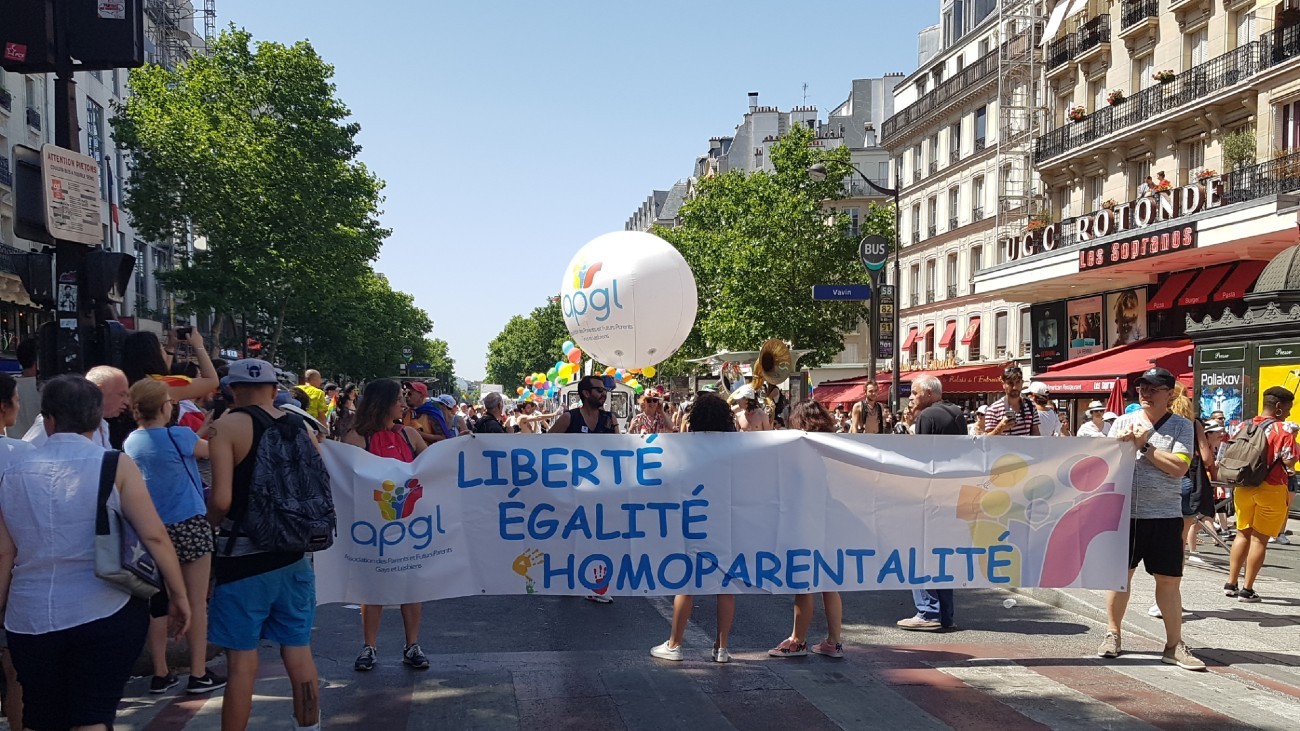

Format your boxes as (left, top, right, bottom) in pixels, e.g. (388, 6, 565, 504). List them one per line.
(166, 428, 203, 499)
(95, 450, 121, 537)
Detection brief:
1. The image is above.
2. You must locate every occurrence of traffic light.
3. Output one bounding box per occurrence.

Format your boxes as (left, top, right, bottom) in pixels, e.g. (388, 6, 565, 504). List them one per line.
(0, 0, 144, 74)
(14, 252, 55, 309)
(85, 250, 135, 305)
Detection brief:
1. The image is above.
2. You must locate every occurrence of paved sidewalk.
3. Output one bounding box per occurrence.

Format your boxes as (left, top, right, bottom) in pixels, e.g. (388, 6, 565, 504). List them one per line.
(1015, 517, 1300, 689)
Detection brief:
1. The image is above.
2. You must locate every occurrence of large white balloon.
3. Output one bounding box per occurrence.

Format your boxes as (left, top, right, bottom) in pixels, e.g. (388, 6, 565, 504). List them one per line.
(559, 231, 698, 369)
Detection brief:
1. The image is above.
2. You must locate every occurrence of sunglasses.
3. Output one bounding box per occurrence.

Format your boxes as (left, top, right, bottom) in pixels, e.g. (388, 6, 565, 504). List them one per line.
(645, 398, 661, 404)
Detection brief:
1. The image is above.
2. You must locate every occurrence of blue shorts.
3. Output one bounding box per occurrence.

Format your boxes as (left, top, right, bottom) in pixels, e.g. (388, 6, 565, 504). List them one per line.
(208, 558, 315, 651)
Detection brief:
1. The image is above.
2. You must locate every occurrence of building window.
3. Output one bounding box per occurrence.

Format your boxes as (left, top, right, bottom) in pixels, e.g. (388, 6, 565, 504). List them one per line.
(1282, 100, 1300, 152)
(948, 188, 960, 230)
(913, 143, 923, 182)
(877, 161, 890, 185)
(949, 122, 961, 163)
(946, 253, 959, 298)
(1136, 53, 1155, 91)
(1188, 26, 1209, 68)
(1183, 140, 1206, 182)
(925, 259, 937, 304)
(968, 317, 982, 361)
(927, 196, 937, 237)
(1090, 78, 1106, 114)
(909, 264, 921, 307)
(85, 99, 105, 199)
(974, 106, 987, 150)
(1236, 10, 1257, 48)
(995, 311, 1009, 356)
(911, 203, 922, 244)
(847, 207, 860, 237)
(929, 133, 940, 174)
(1019, 308, 1031, 356)
(1058, 91, 1074, 126)
(971, 246, 983, 275)
(1059, 186, 1072, 219)
(1131, 159, 1152, 198)
(1089, 175, 1104, 211)
(972, 176, 985, 219)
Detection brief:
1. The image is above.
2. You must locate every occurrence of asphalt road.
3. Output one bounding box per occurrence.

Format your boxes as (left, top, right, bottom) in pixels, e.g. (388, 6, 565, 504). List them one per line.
(106, 579, 1300, 730)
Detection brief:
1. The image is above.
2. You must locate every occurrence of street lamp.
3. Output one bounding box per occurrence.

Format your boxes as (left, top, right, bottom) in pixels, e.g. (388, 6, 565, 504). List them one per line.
(808, 162, 903, 414)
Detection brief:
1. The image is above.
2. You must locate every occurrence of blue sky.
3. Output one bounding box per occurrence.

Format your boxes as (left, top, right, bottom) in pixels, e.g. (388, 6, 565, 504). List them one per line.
(220, 1, 938, 379)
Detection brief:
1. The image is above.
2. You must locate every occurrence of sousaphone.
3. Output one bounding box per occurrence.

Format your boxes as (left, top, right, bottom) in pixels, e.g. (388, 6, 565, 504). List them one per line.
(753, 339, 795, 390)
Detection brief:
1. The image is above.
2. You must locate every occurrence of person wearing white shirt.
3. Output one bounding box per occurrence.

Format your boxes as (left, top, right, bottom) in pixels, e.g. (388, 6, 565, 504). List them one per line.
(22, 366, 128, 449)
(1025, 381, 1065, 436)
(1077, 401, 1110, 437)
(0, 373, 35, 730)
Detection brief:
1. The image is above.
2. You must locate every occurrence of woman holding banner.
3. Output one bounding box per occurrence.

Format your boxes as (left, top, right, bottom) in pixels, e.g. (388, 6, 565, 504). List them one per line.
(768, 401, 844, 659)
(650, 393, 738, 663)
(342, 379, 429, 672)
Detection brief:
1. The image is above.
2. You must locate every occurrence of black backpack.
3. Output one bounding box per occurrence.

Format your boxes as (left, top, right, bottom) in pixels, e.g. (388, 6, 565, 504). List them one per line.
(224, 406, 336, 555)
(1218, 418, 1280, 488)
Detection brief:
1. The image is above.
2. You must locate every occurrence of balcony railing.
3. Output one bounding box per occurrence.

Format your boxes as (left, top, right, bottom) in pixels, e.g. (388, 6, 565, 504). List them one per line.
(1220, 148, 1300, 205)
(948, 216, 959, 230)
(950, 149, 960, 164)
(0, 89, 11, 113)
(927, 225, 937, 237)
(1045, 14, 1110, 70)
(928, 160, 938, 175)
(26, 107, 40, 130)
(973, 206, 984, 220)
(911, 231, 921, 244)
(910, 293, 920, 307)
(881, 49, 1001, 144)
(926, 289, 936, 304)
(974, 137, 986, 152)
(947, 285, 959, 299)
(1035, 41, 1264, 162)
(0, 156, 10, 188)
(1120, 0, 1158, 31)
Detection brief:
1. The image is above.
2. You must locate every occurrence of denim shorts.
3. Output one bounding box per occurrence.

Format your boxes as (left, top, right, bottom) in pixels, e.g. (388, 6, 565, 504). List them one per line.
(208, 558, 315, 651)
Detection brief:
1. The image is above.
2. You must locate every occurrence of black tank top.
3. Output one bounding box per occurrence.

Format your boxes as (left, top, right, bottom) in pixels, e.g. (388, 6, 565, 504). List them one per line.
(563, 407, 615, 434)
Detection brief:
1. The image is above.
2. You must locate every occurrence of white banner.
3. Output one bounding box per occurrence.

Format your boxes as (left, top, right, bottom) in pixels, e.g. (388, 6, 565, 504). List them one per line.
(315, 433, 1135, 606)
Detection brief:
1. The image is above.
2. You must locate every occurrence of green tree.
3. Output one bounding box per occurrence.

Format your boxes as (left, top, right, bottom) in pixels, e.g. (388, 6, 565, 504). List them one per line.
(485, 300, 568, 387)
(112, 28, 390, 358)
(656, 124, 895, 367)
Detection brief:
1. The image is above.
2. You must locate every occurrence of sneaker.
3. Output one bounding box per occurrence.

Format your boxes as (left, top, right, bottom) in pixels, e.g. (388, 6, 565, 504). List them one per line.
(149, 672, 179, 694)
(1237, 587, 1261, 603)
(1187, 552, 1206, 564)
(186, 672, 227, 695)
(767, 638, 808, 658)
(403, 643, 430, 669)
(585, 594, 614, 604)
(712, 646, 732, 664)
(650, 641, 684, 661)
(896, 616, 943, 631)
(1270, 534, 1291, 545)
(1147, 604, 1162, 618)
(354, 645, 377, 672)
(1223, 583, 1239, 597)
(810, 640, 844, 659)
(1162, 642, 1207, 671)
(1096, 631, 1121, 658)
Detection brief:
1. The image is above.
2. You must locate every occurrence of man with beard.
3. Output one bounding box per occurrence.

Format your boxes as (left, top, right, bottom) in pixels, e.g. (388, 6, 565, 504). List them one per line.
(849, 381, 891, 434)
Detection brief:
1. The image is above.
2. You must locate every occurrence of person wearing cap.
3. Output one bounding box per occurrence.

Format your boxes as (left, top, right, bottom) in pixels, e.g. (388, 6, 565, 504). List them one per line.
(1025, 381, 1066, 436)
(400, 382, 439, 445)
(1224, 386, 1296, 603)
(431, 394, 462, 439)
(1077, 401, 1109, 438)
(730, 384, 770, 432)
(1098, 367, 1204, 671)
(969, 404, 988, 436)
(984, 367, 1040, 436)
(205, 359, 323, 729)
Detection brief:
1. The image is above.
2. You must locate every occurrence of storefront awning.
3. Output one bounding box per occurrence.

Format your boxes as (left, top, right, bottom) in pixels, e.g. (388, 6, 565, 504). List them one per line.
(1177, 264, 1233, 307)
(1148, 271, 1197, 311)
(916, 324, 934, 346)
(1213, 260, 1268, 301)
(1038, 339, 1193, 394)
(900, 363, 1008, 394)
(960, 317, 981, 345)
(937, 321, 958, 349)
(812, 376, 872, 407)
(900, 327, 920, 350)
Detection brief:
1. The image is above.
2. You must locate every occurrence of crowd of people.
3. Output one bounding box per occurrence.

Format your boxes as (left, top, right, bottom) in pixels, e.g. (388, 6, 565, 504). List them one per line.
(0, 332, 1293, 727)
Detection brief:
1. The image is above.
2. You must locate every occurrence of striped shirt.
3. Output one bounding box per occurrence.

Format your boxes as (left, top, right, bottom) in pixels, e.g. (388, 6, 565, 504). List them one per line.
(984, 396, 1039, 435)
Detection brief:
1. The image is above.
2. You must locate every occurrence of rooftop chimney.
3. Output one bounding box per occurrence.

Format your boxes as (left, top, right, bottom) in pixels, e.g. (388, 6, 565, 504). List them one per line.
(748, 92, 759, 112)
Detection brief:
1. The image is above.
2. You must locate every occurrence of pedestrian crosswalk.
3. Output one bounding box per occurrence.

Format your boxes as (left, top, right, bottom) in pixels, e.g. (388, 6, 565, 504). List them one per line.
(101, 636, 1300, 730)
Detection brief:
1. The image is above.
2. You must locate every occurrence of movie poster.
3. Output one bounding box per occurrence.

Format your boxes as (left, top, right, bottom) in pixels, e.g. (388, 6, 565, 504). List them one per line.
(1198, 369, 1244, 429)
(1031, 300, 1067, 374)
(1105, 288, 1147, 348)
(1067, 296, 1103, 360)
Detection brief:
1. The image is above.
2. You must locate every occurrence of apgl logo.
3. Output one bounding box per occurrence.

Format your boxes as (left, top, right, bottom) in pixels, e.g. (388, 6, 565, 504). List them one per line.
(563, 259, 623, 325)
(352, 477, 444, 556)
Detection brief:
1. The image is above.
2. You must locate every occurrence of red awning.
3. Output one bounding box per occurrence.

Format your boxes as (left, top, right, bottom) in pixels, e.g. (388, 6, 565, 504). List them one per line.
(1213, 260, 1268, 301)
(1148, 271, 1197, 311)
(1177, 264, 1233, 307)
(1038, 339, 1192, 394)
(917, 324, 934, 344)
(937, 321, 958, 349)
(906, 363, 1007, 393)
(812, 377, 869, 407)
(960, 317, 981, 345)
(901, 327, 920, 350)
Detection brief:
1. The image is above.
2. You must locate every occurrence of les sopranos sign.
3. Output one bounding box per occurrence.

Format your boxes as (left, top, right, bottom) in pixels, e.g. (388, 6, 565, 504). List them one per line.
(1077, 223, 1197, 272)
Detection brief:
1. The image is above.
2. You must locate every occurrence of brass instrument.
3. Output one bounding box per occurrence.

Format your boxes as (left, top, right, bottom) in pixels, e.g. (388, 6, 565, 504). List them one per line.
(732, 339, 795, 418)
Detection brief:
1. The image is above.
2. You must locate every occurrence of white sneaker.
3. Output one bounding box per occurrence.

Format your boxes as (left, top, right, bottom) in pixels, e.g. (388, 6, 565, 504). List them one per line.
(712, 646, 731, 664)
(1270, 534, 1290, 545)
(1188, 553, 1206, 564)
(1148, 604, 1162, 618)
(650, 642, 684, 661)
(585, 594, 614, 604)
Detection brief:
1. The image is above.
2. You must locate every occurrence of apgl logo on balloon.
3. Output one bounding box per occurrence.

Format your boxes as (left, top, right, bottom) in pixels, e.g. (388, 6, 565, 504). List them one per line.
(563, 259, 624, 326)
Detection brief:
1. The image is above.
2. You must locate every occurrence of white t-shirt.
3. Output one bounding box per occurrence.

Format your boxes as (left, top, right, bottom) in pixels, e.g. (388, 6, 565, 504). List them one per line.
(1037, 408, 1062, 437)
(1077, 421, 1108, 438)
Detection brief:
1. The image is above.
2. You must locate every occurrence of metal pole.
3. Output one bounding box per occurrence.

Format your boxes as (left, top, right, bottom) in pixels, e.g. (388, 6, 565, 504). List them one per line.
(891, 186, 901, 416)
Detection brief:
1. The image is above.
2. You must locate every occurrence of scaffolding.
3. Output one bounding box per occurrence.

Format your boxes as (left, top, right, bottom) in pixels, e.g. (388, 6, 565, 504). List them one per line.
(145, 0, 217, 68)
(995, 0, 1046, 262)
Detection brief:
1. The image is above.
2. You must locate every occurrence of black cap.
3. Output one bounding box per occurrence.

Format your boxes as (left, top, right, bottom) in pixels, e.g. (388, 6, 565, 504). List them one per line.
(1136, 367, 1176, 389)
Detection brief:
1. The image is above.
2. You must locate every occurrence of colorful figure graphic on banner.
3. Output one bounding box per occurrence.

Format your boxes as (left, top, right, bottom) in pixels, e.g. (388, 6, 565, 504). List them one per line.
(373, 478, 424, 522)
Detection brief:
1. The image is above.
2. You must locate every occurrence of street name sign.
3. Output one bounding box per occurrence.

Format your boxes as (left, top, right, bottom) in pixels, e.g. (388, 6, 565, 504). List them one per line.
(811, 284, 871, 301)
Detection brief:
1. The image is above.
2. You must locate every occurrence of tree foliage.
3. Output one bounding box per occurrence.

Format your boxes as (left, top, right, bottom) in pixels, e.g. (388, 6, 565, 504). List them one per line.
(655, 124, 896, 369)
(112, 28, 410, 361)
(485, 300, 568, 387)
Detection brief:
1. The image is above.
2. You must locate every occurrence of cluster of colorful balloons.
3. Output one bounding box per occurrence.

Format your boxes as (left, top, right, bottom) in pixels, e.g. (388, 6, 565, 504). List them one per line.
(514, 341, 587, 402)
(600, 364, 656, 395)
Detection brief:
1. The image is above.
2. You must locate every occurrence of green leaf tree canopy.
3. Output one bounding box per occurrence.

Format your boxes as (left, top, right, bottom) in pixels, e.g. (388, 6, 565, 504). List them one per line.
(485, 300, 568, 388)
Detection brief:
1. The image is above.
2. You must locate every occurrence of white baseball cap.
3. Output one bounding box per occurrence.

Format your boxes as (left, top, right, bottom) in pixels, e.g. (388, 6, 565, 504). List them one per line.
(1086, 400, 1105, 413)
(1103, 411, 1118, 421)
(1025, 381, 1050, 396)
